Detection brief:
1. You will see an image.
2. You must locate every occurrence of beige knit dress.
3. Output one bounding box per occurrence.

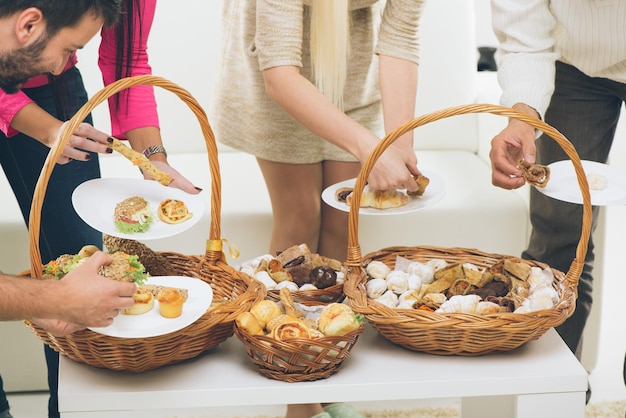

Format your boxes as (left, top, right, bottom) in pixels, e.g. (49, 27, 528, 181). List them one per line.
(211, 0, 423, 164)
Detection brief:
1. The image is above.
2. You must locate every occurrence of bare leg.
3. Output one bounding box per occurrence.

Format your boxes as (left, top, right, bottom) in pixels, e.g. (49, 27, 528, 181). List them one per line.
(318, 160, 360, 260)
(257, 158, 323, 254)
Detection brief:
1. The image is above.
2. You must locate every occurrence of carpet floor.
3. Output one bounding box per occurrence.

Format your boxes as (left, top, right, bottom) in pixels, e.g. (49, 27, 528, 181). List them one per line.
(216, 400, 625, 418)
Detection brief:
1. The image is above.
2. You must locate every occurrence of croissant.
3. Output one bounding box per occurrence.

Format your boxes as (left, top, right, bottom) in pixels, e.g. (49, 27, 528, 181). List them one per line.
(407, 174, 430, 196)
(346, 186, 408, 209)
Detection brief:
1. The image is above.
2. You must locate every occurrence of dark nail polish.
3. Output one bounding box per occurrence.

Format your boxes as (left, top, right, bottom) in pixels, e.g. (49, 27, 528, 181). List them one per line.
(85, 154, 92, 160)
(106, 148, 113, 154)
(195, 187, 203, 192)
(107, 137, 114, 143)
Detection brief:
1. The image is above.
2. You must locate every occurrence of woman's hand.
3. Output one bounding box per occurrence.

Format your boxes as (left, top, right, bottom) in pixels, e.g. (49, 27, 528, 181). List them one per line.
(362, 139, 420, 193)
(147, 160, 201, 194)
(53, 121, 113, 164)
(10, 103, 113, 164)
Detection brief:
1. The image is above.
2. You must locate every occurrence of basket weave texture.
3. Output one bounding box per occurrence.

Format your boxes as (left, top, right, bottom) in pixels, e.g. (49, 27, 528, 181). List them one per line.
(343, 104, 593, 356)
(24, 75, 265, 372)
(266, 283, 345, 305)
(234, 298, 363, 382)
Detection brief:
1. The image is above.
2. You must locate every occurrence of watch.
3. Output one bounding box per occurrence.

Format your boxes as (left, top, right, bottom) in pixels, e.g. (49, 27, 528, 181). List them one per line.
(142, 145, 167, 159)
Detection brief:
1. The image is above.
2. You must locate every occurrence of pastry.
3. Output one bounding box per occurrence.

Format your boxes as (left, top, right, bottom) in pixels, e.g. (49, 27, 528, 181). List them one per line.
(317, 303, 363, 336)
(141, 284, 189, 301)
(157, 288, 185, 318)
(334, 187, 353, 203)
(122, 287, 154, 315)
(587, 172, 608, 190)
(270, 319, 310, 340)
(158, 198, 193, 224)
(275, 243, 311, 267)
(407, 174, 430, 196)
(107, 137, 173, 186)
(517, 159, 550, 187)
(235, 311, 265, 336)
(114, 196, 153, 234)
(308, 266, 337, 289)
(346, 186, 408, 209)
(249, 299, 282, 329)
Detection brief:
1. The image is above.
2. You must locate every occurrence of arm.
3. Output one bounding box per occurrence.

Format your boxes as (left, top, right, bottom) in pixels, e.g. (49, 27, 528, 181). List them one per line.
(379, 54, 418, 165)
(10, 103, 112, 164)
(489, 0, 558, 189)
(258, 0, 420, 192)
(0, 252, 136, 329)
(262, 63, 419, 192)
(99, 0, 198, 193)
(377, 0, 421, 158)
(0, 81, 110, 164)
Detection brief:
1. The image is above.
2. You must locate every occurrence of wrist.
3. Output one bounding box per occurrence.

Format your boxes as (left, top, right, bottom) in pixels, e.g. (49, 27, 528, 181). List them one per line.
(142, 145, 167, 160)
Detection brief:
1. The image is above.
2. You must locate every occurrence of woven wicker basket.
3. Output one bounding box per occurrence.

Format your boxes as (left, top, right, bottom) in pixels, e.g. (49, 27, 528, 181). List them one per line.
(24, 75, 265, 372)
(343, 104, 593, 356)
(234, 301, 363, 382)
(267, 283, 345, 305)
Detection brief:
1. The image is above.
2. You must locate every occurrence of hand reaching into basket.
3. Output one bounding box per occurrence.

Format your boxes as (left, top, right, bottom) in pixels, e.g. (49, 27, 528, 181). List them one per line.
(488, 103, 541, 190)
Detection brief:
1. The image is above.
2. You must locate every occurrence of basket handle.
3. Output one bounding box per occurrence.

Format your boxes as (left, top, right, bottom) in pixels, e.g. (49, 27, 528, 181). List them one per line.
(29, 75, 223, 276)
(344, 103, 592, 294)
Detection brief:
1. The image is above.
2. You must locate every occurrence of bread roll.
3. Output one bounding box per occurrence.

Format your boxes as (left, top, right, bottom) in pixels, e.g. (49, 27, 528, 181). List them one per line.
(122, 288, 155, 315)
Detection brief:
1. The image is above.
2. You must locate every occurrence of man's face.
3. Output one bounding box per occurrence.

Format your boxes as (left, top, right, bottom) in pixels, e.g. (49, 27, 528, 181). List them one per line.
(0, 12, 103, 94)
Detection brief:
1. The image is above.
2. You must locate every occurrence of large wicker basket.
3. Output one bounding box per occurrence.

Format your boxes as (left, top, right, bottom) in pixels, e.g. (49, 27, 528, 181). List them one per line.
(24, 75, 265, 372)
(343, 104, 592, 356)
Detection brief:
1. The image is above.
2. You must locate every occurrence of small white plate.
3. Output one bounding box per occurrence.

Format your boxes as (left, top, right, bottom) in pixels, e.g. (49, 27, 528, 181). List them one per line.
(72, 178, 204, 240)
(537, 160, 626, 206)
(89, 276, 213, 338)
(321, 170, 446, 215)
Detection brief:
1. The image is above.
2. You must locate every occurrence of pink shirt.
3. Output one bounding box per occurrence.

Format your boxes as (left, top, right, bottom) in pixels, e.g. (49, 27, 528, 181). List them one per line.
(0, 0, 159, 138)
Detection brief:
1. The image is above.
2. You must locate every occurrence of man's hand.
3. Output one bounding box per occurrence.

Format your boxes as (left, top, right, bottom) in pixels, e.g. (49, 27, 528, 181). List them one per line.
(29, 318, 85, 337)
(55, 251, 136, 328)
(489, 103, 541, 189)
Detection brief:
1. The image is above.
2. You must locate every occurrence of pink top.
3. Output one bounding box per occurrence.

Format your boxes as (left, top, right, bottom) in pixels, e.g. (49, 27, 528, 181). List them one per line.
(0, 0, 159, 139)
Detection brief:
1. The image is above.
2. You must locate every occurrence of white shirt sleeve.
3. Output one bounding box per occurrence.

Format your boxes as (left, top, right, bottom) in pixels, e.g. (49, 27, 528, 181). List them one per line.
(491, 0, 560, 119)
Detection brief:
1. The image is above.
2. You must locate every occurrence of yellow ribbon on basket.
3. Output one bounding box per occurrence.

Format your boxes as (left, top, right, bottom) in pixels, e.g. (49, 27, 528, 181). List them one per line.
(206, 238, 240, 262)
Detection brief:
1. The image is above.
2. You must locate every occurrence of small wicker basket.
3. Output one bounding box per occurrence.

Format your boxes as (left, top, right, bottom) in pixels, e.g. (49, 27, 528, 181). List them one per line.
(343, 104, 592, 356)
(24, 75, 265, 372)
(234, 301, 363, 382)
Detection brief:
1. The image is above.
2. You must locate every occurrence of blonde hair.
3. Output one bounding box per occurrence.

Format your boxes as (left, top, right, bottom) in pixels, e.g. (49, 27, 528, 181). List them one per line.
(309, 0, 350, 109)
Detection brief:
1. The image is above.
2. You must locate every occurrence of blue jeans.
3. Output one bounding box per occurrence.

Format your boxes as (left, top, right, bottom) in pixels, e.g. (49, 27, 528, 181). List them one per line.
(0, 374, 7, 414)
(0, 66, 103, 418)
(523, 61, 626, 359)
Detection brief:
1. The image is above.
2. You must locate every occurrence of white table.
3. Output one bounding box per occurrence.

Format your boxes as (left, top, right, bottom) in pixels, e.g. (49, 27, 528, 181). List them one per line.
(58, 326, 587, 418)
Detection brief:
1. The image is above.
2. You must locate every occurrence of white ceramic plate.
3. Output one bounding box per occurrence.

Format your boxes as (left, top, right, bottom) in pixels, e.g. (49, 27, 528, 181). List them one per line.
(89, 276, 213, 338)
(537, 160, 626, 206)
(72, 178, 204, 240)
(321, 170, 446, 215)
